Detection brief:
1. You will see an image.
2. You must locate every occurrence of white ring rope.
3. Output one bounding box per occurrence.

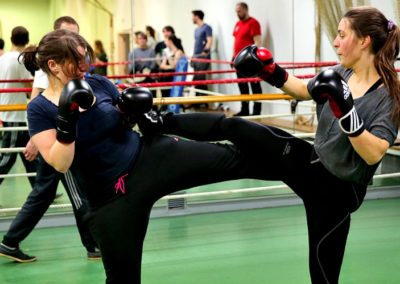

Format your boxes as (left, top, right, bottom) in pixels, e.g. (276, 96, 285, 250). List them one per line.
(0, 126, 28, 132)
(243, 112, 315, 120)
(0, 172, 399, 214)
(185, 87, 230, 97)
(0, 173, 36, 178)
(0, 147, 26, 153)
(0, 133, 316, 154)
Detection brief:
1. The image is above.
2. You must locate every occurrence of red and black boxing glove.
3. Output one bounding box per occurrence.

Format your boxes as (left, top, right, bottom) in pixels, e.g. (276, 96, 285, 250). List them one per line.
(311, 69, 365, 137)
(233, 45, 288, 88)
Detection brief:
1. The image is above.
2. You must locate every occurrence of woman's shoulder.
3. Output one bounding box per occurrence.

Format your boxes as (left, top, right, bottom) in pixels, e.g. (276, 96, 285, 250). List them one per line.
(85, 74, 120, 99)
(28, 93, 52, 110)
(86, 74, 113, 88)
(175, 50, 185, 59)
(27, 93, 57, 121)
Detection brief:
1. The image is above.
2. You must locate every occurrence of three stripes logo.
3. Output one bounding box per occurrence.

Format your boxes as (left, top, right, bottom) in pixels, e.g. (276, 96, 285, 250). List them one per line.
(341, 80, 351, 100)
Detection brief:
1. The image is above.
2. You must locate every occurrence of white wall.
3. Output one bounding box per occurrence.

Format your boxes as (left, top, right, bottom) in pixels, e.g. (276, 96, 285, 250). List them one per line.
(126, 0, 397, 114)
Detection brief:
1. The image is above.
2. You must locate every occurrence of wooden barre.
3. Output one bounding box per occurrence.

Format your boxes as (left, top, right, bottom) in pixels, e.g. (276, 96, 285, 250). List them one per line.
(0, 94, 292, 112)
(0, 104, 28, 112)
(154, 94, 292, 105)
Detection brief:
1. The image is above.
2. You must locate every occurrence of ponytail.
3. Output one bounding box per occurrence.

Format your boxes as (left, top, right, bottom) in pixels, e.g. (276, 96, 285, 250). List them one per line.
(19, 45, 39, 76)
(375, 24, 400, 123)
(345, 7, 400, 124)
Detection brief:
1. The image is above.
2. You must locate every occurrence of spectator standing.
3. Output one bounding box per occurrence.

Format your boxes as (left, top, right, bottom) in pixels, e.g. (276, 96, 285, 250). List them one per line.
(93, 40, 108, 76)
(158, 35, 185, 105)
(0, 26, 37, 189)
(0, 38, 5, 56)
(232, 2, 263, 116)
(191, 10, 213, 105)
(145, 26, 157, 50)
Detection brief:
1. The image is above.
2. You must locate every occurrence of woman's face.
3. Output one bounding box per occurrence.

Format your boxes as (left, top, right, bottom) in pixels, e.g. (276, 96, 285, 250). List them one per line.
(55, 46, 89, 84)
(164, 38, 172, 49)
(333, 18, 364, 68)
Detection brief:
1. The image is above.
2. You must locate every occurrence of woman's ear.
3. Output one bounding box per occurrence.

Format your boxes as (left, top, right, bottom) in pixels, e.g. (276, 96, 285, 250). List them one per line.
(48, 60, 59, 74)
(361, 35, 372, 49)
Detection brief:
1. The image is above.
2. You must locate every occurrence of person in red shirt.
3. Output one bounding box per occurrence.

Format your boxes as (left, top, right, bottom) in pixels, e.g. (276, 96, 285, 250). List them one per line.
(232, 2, 263, 116)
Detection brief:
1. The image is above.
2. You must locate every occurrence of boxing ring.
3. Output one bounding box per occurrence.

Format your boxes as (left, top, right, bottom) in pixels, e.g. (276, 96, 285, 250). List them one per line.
(1, 57, 400, 284)
(1, 58, 400, 221)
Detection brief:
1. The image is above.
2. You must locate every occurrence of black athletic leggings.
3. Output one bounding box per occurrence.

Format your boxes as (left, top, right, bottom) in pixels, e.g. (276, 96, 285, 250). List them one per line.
(91, 113, 366, 284)
(91, 133, 259, 284)
(162, 113, 367, 284)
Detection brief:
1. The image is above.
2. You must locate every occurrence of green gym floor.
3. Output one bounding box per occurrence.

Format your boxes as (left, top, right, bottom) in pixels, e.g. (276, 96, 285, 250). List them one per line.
(0, 199, 399, 283)
(1, 156, 400, 283)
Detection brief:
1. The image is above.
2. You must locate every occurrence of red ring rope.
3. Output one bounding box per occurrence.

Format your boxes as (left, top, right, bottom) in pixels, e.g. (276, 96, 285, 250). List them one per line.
(0, 74, 318, 93)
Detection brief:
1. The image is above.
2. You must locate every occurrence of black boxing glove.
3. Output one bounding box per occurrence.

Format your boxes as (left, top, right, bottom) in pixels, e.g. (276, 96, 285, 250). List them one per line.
(233, 45, 288, 88)
(311, 69, 364, 137)
(117, 86, 154, 127)
(57, 79, 94, 143)
(118, 86, 153, 114)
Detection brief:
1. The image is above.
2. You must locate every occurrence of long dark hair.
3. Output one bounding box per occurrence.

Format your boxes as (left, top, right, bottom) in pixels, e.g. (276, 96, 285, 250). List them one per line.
(19, 29, 94, 78)
(167, 35, 184, 53)
(94, 40, 105, 54)
(344, 7, 400, 122)
(145, 26, 155, 38)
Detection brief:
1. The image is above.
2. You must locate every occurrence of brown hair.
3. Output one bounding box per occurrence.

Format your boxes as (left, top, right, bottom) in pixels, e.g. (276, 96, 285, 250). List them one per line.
(94, 40, 105, 54)
(135, 31, 147, 40)
(166, 35, 184, 53)
(145, 26, 155, 38)
(11, 26, 29, 46)
(344, 7, 400, 122)
(20, 29, 93, 78)
(53, 16, 79, 31)
(236, 2, 248, 10)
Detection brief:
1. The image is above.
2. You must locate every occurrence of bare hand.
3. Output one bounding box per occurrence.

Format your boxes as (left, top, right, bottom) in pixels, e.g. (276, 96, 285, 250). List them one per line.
(23, 139, 39, 161)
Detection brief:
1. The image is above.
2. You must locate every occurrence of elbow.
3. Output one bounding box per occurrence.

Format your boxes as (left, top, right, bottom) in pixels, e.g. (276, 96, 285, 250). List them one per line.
(50, 161, 70, 174)
(365, 159, 380, 166)
(57, 167, 69, 174)
(364, 152, 385, 166)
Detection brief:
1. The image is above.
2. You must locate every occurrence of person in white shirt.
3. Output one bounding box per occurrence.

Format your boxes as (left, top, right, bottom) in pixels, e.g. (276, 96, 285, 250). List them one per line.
(0, 26, 37, 188)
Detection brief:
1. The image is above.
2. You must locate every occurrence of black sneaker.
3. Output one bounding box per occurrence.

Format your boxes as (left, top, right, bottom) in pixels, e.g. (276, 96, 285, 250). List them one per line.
(87, 248, 101, 260)
(0, 242, 37, 263)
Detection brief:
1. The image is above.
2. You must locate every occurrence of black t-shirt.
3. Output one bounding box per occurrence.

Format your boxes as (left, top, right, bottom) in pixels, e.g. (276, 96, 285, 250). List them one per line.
(28, 74, 141, 206)
(154, 41, 166, 56)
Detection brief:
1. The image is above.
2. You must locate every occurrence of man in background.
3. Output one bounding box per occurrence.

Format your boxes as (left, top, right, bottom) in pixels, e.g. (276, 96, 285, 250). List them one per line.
(191, 10, 213, 100)
(232, 2, 263, 116)
(0, 26, 36, 190)
(0, 38, 5, 56)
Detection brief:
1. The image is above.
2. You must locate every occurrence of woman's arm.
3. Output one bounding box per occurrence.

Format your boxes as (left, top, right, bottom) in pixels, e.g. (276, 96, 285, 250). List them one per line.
(160, 51, 184, 70)
(159, 56, 169, 70)
(281, 74, 313, 101)
(350, 131, 390, 165)
(31, 129, 75, 173)
(171, 50, 184, 69)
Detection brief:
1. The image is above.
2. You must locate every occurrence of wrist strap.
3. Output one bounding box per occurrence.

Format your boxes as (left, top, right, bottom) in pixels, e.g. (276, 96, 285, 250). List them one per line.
(338, 106, 365, 137)
(261, 64, 288, 88)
